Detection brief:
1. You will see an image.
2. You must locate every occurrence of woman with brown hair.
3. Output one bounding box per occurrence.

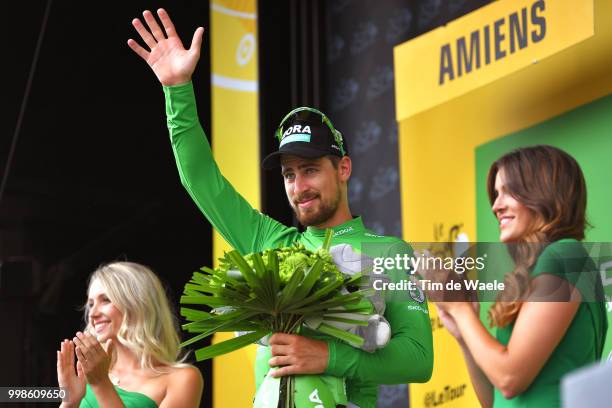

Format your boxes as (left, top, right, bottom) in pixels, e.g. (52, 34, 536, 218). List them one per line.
(433, 145, 607, 407)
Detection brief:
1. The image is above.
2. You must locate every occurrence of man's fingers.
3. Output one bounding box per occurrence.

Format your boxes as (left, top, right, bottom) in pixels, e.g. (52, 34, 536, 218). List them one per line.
(270, 344, 290, 357)
(131, 18, 157, 50)
(270, 366, 296, 377)
(268, 333, 295, 345)
(269, 355, 293, 367)
(157, 8, 177, 38)
(143, 10, 166, 42)
(190, 27, 204, 53)
(127, 39, 150, 61)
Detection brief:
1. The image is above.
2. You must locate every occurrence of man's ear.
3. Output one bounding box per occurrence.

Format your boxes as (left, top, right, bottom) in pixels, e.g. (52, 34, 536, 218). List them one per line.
(338, 156, 352, 182)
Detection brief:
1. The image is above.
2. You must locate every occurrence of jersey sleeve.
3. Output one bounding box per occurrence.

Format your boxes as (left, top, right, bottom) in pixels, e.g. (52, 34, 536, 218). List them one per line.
(163, 82, 297, 253)
(324, 240, 434, 384)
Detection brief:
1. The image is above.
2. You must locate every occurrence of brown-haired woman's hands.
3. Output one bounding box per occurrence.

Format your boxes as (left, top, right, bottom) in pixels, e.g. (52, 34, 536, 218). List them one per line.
(435, 302, 481, 343)
(57, 339, 86, 407)
(127, 8, 204, 86)
(72, 332, 114, 386)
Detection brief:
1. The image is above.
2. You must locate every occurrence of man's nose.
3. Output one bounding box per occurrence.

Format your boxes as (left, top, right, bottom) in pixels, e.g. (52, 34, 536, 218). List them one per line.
(293, 173, 309, 195)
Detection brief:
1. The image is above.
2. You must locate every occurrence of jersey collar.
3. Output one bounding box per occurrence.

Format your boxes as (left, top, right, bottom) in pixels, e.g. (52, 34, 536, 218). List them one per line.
(305, 216, 365, 238)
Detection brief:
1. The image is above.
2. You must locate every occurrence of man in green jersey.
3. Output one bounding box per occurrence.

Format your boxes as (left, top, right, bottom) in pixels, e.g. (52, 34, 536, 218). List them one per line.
(128, 9, 433, 407)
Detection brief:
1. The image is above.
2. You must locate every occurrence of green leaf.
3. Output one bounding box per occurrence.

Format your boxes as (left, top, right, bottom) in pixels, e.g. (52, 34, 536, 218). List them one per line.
(276, 267, 305, 310)
(181, 307, 249, 331)
(323, 316, 369, 326)
(226, 251, 269, 302)
(180, 296, 233, 308)
(184, 283, 216, 295)
(251, 252, 276, 309)
(345, 272, 364, 285)
(182, 319, 227, 333)
(227, 251, 259, 287)
(267, 250, 281, 303)
(322, 228, 334, 251)
(285, 278, 344, 312)
(180, 307, 212, 321)
(290, 291, 367, 314)
(316, 323, 364, 346)
(181, 310, 258, 346)
(199, 266, 216, 275)
(222, 279, 251, 296)
(183, 288, 205, 297)
(182, 316, 262, 333)
(216, 286, 250, 303)
(251, 252, 267, 280)
(293, 258, 324, 300)
(324, 302, 374, 315)
(180, 331, 210, 348)
(193, 329, 269, 361)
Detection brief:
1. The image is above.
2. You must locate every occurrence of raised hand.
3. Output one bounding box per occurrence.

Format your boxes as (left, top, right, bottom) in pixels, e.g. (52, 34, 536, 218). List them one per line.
(72, 331, 114, 386)
(127, 9, 204, 86)
(57, 339, 86, 407)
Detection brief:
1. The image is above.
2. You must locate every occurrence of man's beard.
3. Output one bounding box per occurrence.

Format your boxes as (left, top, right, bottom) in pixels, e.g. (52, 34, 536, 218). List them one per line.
(291, 188, 341, 227)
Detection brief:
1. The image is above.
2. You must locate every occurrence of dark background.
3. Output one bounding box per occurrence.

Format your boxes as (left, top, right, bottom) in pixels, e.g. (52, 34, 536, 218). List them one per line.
(2, 1, 491, 407)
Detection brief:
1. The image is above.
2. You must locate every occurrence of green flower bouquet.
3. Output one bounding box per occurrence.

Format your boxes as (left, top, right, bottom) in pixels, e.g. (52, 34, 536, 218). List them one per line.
(179, 229, 379, 408)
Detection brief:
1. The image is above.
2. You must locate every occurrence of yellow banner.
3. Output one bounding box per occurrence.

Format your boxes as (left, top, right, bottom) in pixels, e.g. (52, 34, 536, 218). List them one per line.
(394, 0, 594, 121)
(210, 1, 259, 407)
(395, 0, 612, 406)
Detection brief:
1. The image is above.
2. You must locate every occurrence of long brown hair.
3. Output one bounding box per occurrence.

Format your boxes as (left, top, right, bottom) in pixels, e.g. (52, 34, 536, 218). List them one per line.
(486, 145, 588, 327)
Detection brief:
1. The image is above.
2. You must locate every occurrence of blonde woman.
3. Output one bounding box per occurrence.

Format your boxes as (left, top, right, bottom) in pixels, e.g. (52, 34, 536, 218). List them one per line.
(56, 262, 203, 407)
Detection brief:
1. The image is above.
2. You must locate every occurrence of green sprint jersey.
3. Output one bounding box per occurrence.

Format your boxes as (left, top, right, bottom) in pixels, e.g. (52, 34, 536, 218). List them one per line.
(163, 82, 433, 408)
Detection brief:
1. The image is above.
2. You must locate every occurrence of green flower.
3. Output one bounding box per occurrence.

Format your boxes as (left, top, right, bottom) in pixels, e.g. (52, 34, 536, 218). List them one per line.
(279, 251, 310, 283)
(180, 228, 368, 361)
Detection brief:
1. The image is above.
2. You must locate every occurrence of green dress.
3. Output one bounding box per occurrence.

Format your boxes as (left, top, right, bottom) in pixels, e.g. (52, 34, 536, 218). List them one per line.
(493, 239, 608, 407)
(79, 384, 158, 408)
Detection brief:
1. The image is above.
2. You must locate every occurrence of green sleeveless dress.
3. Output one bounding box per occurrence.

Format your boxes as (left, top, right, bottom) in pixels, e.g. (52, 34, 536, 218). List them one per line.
(493, 239, 608, 407)
(79, 383, 158, 408)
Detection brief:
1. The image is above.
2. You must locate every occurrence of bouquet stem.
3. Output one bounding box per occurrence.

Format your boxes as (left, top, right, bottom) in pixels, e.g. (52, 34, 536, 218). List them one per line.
(275, 314, 301, 408)
(278, 376, 294, 408)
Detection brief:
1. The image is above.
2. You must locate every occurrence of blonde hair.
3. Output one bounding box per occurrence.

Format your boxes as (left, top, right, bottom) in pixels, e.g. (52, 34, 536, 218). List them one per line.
(84, 261, 188, 371)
